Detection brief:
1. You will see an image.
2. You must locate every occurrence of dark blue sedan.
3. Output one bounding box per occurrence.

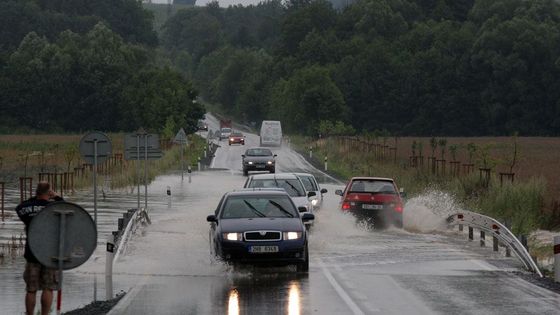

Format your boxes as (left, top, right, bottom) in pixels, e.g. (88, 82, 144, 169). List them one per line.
(206, 189, 314, 272)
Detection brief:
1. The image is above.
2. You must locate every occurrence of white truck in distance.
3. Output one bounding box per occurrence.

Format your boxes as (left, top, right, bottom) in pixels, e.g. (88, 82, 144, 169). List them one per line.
(260, 120, 282, 147)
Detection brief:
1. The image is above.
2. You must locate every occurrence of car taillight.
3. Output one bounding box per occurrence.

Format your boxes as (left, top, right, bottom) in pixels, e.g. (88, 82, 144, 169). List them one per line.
(394, 202, 403, 213)
(342, 201, 351, 210)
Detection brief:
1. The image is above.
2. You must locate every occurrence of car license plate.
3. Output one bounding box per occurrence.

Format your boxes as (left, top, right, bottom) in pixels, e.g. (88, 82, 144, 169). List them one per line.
(256, 164, 265, 169)
(249, 246, 279, 253)
(362, 204, 383, 210)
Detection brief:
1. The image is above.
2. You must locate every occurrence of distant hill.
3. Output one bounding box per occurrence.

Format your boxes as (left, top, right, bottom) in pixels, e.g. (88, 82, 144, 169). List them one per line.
(143, 2, 196, 31)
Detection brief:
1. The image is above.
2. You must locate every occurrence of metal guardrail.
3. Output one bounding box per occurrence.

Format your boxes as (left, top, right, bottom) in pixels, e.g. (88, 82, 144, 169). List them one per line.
(113, 207, 151, 262)
(446, 211, 543, 277)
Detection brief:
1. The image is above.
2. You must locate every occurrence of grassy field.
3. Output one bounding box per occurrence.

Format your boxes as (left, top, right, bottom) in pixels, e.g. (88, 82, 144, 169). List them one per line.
(292, 136, 560, 234)
(0, 133, 208, 189)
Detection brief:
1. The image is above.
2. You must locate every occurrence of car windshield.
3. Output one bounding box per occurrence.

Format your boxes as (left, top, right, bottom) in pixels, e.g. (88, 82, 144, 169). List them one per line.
(349, 180, 396, 194)
(221, 128, 232, 133)
(221, 196, 297, 219)
(246, 148, 273, 156)
(248, 179, 305, 197)
(299, 176, 317, 192)
(231, 133, 243, 137)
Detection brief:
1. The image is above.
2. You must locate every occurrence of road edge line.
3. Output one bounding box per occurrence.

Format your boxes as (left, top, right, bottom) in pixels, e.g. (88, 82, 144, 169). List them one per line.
(318, 258, 365, 315)
(106, 276, 148, 315)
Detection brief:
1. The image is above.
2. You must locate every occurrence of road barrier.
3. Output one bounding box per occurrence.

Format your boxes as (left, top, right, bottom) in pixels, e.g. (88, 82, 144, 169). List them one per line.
(446, 211, 543, 277)
(113, 208, 151, 263)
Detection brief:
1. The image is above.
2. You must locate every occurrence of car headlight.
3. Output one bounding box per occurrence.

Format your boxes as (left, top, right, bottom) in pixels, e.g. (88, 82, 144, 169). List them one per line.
(223, 233, 243, 241)
(311, 199, 318, 206)
(283, 232, 302, 240)
(267, 161, 274, 165)
(230, 138, 234, 141)
(247, 161, 253, 165)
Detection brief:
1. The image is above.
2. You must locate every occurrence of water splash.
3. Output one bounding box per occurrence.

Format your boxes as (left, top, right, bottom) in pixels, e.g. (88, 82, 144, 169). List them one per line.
(403, 189, 462, 233)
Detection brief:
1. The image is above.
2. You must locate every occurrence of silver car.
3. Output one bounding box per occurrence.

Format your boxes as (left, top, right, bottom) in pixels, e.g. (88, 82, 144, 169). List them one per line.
(243, 173, 316, 225)
(294, 173, 327, 210)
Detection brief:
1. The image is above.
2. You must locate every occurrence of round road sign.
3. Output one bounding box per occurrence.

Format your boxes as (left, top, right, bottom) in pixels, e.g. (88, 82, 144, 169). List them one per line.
(28, 202, 97, 270)
(79, 131, 112, 165)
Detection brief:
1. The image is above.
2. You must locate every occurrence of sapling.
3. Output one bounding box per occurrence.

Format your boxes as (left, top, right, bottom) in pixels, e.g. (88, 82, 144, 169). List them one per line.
(449, 144, 458, 161)
(430, 137, 437, 157)
(438, 138, 447, 160)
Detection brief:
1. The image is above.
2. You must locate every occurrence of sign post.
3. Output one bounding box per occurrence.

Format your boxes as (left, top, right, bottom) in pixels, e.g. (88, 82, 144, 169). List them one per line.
(79, 132, 112, 225)
(125, 130, 162, 210)
(173, 128, 188, 181)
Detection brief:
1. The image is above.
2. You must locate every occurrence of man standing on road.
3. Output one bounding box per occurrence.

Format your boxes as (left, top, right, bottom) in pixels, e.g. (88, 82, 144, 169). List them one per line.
(16, 182, 63, 315)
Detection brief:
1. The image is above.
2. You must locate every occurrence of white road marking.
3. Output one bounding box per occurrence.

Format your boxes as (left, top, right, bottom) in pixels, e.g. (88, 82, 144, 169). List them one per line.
(318, 259, 367, 315)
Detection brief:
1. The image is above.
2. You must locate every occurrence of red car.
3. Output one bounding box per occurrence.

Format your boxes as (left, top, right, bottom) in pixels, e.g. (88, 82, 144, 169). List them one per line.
(229, 132, 245, 145)
(335, 177, 404, 228)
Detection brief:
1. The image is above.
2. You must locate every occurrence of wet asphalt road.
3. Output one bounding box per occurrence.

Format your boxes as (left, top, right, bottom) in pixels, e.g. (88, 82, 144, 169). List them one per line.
(1, 115, 558, 314)
(106, 116, 559, 315)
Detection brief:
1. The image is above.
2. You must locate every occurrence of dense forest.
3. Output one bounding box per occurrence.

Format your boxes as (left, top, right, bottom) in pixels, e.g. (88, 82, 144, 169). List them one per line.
(0, 0, 204, 134)
(2, 0, 560, 136)
(163, 0, 560, 136)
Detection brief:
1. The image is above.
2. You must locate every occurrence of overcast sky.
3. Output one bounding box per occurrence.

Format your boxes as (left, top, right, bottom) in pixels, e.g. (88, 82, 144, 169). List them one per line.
(151, 0, 263, 6)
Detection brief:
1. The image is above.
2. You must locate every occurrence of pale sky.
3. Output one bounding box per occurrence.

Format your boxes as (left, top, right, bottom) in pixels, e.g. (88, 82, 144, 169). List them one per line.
(150, 0, 263, 7)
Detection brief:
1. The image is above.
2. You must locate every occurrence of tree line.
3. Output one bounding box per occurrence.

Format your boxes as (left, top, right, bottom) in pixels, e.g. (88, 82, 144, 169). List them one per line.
(0, 0, 204, 134)
(162, 0, 560, 136)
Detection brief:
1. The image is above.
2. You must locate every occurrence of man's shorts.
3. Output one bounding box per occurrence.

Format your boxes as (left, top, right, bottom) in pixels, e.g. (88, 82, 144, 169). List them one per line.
(23, 262, 58, 292)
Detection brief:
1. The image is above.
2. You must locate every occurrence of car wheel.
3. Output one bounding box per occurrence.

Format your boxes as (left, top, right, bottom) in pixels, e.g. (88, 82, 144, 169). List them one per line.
(296, 244, 309, 272)
(270, 168, 275, 174)
(229, 143, 231, 146)
(243, 169, 248, 176)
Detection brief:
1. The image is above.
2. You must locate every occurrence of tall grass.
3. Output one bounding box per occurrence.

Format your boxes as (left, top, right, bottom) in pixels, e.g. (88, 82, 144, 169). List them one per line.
(291, 136, 549, 234)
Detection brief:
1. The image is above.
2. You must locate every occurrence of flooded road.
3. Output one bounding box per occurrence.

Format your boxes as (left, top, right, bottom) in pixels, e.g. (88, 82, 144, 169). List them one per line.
(1, 117, 559, 314)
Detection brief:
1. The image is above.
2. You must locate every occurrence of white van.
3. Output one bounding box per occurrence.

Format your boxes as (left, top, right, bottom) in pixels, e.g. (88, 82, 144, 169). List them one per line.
(260, 120, 282, 147)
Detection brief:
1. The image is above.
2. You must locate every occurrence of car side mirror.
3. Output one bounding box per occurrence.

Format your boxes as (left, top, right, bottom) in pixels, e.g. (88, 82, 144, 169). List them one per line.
(307, 191, 316, 198)
(320, 188, 328, 194)
(241, 154, 245, 158)
(301, 213, 314, 222)
(335, 189, 343, 196)
(206, 215, 217, 222)
(273, 154, 277, 158)
(297, 206, 308, 213)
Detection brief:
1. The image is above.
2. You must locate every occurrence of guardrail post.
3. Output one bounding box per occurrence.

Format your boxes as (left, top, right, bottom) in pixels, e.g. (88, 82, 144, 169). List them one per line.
(480, 231, 485, 247)
(468, 227, 473, 241)
(105, 236, 115, 299)
(188, 165, 192, 183)
(324, 156, 328, 171)
(309, 146, 313, 159)
(458, 224, 463, 232)
(519, 235, 528, 250)
(493, 236, 499, 252)
(198, 157, 201, 172)
(504, 220, 511, 257)
(554, 236, 560, 282)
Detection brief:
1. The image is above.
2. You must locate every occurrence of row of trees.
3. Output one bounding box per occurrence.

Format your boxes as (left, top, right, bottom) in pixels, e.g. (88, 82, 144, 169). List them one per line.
(0, 0, 204, 134)
(162, 0, 560, 136)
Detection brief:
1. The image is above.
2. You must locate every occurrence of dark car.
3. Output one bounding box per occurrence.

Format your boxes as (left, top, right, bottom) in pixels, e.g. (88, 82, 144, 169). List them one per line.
(206, 190, 314, 272)
(242, 148, 276, 176)
(197, 120, 208, 131)
(229, 132, 245, 145)
(335, 177, 405, 228)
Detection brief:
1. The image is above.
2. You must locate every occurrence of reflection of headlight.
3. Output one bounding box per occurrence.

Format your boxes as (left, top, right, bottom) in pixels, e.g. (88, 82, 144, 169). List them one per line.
(247, 161, 253, 165)
(223, 233, 243, 241)
(267, 161, 274, 165)
(311, 199, 318, 206)
(283, 232, 302, 240)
